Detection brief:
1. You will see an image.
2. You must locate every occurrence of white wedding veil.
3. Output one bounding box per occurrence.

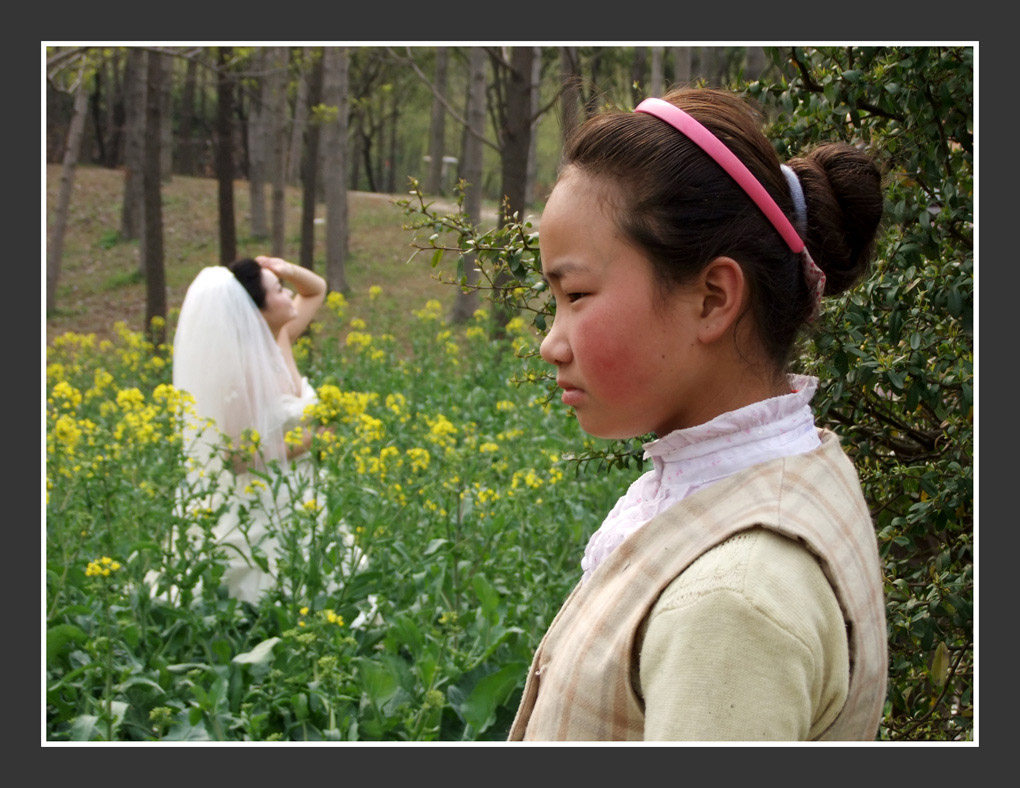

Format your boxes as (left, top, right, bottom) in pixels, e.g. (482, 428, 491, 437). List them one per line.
(172, 266, 293, 482)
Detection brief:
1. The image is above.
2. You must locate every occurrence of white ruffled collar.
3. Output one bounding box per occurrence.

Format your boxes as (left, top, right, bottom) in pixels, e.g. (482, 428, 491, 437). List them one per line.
(580, 374, 821, 580)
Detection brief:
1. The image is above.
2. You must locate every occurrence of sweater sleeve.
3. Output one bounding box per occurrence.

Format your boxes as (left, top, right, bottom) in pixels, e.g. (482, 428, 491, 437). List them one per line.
(638, 527, 849, 741)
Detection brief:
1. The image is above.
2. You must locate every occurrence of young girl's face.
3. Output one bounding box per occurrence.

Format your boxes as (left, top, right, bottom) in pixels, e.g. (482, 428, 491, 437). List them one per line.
(538, 171, 710, 439)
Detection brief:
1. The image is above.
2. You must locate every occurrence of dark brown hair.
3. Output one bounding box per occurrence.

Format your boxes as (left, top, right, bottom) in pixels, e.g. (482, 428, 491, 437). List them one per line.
(226, 258, 266, 309)
(559, 88, 883, 369)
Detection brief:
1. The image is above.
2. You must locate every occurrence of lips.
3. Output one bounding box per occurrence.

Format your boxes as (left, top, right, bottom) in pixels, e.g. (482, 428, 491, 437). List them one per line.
(557, 379, 584, 407)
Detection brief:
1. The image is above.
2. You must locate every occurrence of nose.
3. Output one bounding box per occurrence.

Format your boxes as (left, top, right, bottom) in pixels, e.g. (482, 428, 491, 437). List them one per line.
(539, 312, 571, 366)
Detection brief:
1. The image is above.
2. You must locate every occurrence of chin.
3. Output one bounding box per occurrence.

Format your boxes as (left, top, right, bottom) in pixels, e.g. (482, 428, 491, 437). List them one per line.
(578, 419, 647, 442)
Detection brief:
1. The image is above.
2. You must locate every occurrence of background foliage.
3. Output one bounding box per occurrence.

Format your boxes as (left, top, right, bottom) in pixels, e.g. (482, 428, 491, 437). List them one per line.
(756, 46, 974, 741)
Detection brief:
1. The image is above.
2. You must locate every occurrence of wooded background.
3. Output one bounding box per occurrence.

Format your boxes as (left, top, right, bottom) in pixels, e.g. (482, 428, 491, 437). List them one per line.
(45, 45, 782, 336)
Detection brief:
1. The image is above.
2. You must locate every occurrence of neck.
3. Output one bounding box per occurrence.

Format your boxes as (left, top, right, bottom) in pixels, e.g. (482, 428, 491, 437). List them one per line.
(657, 354, 788, 436)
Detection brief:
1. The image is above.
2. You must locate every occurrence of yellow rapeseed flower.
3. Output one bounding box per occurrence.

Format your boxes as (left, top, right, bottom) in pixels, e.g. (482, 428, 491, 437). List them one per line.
(324, 609, 344, 626)
(385, 392, 406, 415)
(505, 316, 527, 335)
(85, 368, 115, 401)
(116, 387, 146, 411)
(85, 556, 121, 577)
(326, 291, 347, 319)
(52, 414, 83, 451)
(50, 380, 83, 411)
(345, 331, 373, 350)
(413, 299, 444, 322)
(426, 414, 458, 445)
(355, 413, 385, 443)
(406, 447, 431, 472)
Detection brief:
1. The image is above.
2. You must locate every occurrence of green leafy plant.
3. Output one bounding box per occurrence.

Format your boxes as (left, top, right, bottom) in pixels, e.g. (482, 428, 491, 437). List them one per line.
(747, 45, 973, 740)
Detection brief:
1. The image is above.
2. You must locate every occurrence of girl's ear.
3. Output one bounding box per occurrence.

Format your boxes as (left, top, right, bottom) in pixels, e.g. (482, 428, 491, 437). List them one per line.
(696, 257, 746, 344)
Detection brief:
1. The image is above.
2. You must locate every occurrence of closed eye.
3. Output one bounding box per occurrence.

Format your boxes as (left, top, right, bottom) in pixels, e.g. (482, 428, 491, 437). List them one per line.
(566, 292, 587, 303)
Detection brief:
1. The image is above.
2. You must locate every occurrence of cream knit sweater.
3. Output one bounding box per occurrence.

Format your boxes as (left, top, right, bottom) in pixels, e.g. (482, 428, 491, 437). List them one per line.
(638, 526, 849, 740)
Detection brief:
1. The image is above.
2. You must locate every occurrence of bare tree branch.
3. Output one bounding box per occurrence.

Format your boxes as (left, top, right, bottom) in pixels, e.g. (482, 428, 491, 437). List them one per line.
(391, 47, 500, 154)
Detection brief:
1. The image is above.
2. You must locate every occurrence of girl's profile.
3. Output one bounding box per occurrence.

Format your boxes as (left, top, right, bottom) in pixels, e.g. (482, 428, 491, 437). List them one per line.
(509, 88, 887, 741)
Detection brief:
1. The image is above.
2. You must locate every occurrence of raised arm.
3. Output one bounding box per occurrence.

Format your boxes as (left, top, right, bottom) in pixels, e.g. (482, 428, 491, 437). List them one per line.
(255, 256, 327, 342)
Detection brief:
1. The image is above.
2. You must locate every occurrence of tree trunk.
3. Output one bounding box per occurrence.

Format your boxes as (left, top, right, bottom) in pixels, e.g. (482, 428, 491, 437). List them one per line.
(109, 52, 126, 168)
(385, 84, 398, 194)
(499, 46, 535, 223)
(47, 61, 89, 314)
(143, 50, 167, 344)
(322, 46, 349, 293)
(714, 48, 732, 87)
(197, 55, 206, 126)
(248, 49, 269, 239)
(120, 47, 146, 242)
(744, 46, 768, 82)
(157, 51, 173, 180)
(287, 47, 311, 185)
(88, 68, 106, 166)
(650, 46, 664, 97)
(559, 46, 581, 150)
(178, 55, 197, 175)
(299, 48, 324, 270)
(102, 53, 123, 167)
(425, 47, 449, 195)
(448, 46, 487, 324)
(359, 122, 376, 193)
(583, 48, 602, 120)
(493, 46, 535, 332)
(267, 46, 289, 256)
(525, 46, 542, 206)
(671, 46, 692, 88)
(699, 47, 716, 87)
(148, 50, 171, 181)
(216, 46, 237, 264)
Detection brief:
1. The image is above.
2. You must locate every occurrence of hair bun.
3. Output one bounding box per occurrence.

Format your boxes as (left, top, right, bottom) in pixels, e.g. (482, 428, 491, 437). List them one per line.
(792, 143, 883, 296)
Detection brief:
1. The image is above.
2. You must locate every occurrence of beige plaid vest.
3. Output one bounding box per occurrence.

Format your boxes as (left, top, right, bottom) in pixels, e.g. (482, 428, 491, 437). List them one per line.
(509, 429, 887, 741)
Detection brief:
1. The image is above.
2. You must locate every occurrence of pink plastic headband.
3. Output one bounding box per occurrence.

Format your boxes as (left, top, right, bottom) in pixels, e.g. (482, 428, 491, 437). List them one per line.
(634, 97, 805, 254)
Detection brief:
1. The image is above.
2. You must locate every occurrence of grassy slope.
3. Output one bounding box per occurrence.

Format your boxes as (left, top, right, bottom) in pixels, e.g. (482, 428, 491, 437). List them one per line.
(45, 164, 463, 346)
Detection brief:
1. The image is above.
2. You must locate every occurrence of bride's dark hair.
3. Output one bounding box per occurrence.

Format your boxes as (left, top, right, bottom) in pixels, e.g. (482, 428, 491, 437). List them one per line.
(226, 259, 266, 309)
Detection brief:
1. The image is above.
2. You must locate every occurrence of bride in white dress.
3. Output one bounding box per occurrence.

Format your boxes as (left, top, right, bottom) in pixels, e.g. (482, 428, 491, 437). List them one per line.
(165, 256, 334, 604)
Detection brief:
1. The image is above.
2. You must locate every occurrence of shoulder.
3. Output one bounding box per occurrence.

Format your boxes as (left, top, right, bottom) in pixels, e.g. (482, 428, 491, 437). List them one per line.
(648, 527, 846, 655)
(637, 528, 850, 740)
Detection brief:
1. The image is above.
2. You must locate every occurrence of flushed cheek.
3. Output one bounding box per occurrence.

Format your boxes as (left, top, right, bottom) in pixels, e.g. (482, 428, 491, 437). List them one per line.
(573, 317, 650, 402)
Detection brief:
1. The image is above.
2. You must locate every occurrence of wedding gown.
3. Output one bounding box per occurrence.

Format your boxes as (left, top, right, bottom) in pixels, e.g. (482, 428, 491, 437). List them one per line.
(153, 266, 365, 607)
(209, 376, 320, 604)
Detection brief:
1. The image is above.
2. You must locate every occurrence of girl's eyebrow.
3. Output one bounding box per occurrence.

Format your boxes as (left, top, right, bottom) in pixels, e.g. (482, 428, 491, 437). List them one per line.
(542, 262, 588, 283)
